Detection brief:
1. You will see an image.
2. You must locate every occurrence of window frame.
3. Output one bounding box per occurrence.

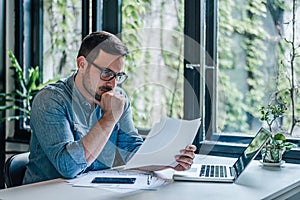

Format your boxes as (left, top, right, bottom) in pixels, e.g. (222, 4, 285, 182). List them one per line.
(13, 0, 102, 132)
(0, 0, 6, 189)
(7, 0, 300, 164)
(11, 0, 43, 138)
(183, 0, 218, 152)
(193, 0, 300, 164)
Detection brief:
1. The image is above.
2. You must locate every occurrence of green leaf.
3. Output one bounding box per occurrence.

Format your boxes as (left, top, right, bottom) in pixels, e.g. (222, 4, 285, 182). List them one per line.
(8, 50, 26, 91)
(273, 133, 286, 141)
(26, 66, 40, 92)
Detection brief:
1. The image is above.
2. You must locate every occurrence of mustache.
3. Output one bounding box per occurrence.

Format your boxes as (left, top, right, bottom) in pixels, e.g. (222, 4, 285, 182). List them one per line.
(95, 86, 113, 101)
(100, 86, 113, 92)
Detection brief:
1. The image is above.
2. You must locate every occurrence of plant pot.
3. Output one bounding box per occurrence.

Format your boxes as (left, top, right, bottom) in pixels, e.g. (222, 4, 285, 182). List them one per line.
(261, 146, 285, 163)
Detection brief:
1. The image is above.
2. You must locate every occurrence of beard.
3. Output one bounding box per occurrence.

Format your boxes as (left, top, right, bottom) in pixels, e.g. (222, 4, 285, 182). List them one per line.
(81, 68, 113, 102)
(94, 86, 113, 101)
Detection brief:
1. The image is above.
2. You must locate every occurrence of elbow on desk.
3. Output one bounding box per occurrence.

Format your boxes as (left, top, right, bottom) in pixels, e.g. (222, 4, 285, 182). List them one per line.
(57, 168, 78, 179)
(57, 169, 83, 179)
(56, 163, 86, 179)
(59, 171, 77, 179)
(53, 147, 88, 179)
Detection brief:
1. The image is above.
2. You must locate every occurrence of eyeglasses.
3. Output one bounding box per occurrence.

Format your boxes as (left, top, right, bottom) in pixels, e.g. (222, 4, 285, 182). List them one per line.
(87, 60, 128, 84)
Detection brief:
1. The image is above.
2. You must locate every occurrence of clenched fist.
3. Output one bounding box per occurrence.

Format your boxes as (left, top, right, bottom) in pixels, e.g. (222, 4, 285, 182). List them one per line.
(96, 91, 126, 123)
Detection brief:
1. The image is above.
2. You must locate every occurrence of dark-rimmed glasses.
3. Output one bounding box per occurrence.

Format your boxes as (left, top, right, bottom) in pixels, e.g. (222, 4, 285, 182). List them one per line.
(87, 60, 128, 84)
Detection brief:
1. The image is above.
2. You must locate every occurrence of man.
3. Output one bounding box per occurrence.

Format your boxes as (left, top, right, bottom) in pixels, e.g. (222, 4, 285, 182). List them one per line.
(23, 31, 196, 184)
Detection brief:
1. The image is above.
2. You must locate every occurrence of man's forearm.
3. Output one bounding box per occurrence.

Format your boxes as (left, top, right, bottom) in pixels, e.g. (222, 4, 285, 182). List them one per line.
(82, 114, 116, 165)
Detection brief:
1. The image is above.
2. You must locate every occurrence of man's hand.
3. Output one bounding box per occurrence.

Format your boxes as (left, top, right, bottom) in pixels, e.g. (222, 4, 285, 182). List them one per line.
(135, 145, 197, 172)
(84, 91, 126, 164)
(173, 145, 196, 171)
(95, 91, 126, 123)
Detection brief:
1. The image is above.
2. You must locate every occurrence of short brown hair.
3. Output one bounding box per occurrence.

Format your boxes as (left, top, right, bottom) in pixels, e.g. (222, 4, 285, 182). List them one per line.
(77, 31, 129, 61)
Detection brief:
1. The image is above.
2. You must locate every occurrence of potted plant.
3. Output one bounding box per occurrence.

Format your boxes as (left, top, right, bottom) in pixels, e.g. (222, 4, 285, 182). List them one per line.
(259, 104, 297, 165)
(0, 50, 57, 141)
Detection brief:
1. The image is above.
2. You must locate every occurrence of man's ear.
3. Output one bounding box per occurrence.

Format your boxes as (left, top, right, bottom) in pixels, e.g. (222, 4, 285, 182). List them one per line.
(77, 56, 86, 70)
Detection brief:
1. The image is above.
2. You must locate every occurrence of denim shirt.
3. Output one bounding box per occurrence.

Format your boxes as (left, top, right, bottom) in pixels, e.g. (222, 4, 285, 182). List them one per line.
(23, 72, 143, 184)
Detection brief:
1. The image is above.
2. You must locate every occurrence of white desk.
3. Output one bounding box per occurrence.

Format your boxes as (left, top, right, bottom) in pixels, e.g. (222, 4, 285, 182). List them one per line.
(1, 155, 300, 200)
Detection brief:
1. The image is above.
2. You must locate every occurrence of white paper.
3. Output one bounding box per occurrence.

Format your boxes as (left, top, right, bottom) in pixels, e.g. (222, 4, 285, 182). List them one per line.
(66, 169, 170, 193)
(125, 117, 201, 169)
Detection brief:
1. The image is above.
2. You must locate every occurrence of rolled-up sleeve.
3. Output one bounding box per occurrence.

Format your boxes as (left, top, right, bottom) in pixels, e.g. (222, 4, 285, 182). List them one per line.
(30, 88, 88, 178)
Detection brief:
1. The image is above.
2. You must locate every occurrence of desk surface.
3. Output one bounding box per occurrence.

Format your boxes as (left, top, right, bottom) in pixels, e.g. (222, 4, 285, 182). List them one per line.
(1, 155, 300, 200)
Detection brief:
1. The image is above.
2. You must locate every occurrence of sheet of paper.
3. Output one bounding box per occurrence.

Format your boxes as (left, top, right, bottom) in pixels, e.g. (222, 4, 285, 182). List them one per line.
(66, 169, 170, 193)
(125, 117, 201, 169)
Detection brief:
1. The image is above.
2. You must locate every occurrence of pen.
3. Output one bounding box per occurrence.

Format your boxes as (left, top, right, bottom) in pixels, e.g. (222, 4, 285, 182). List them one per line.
(147, 174, 152, 185)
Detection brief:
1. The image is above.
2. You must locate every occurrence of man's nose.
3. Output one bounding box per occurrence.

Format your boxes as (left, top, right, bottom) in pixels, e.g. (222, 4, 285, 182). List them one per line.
(105, 78, 116, 87)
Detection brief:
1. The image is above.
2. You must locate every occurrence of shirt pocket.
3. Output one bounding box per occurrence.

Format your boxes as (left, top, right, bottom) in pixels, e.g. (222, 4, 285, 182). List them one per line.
(73, 123, 89, 141)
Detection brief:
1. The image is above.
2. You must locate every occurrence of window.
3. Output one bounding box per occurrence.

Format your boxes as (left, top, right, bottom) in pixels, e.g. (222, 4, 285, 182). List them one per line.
(121, 0, 185, 130)
(42, 0, 121, 84)
(43, 1, 82, 81)
(203, 0, 300, 161)
(216, 0, 300, 136)
(0, 0, 6, 189)
(3, 0, 299, 161)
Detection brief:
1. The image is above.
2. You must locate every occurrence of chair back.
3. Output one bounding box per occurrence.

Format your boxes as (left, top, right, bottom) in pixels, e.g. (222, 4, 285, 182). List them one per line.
(4, 152, 30, 188)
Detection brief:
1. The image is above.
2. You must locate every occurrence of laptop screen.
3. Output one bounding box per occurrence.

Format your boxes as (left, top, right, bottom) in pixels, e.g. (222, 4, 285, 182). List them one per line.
(233, 128, 271, 177)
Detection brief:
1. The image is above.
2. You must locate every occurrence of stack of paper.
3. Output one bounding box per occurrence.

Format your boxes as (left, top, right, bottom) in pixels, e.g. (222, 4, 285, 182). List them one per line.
(67, 169, 171, 193)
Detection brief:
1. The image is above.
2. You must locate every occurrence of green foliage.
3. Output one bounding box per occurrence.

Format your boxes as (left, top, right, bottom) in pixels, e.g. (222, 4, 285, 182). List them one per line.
(260, 103, 296, 152)
(259, 104, 286, 132)
(218, 0, 269, 132)
(122, 0, 184, 129)
(218, 73, 249, 132)
(122, 0, 151, 128)
(218, 0, 299, 135)
(270, 0, 300, 134)
(44, 0, 80, 75)
(0, 51, 57, 122)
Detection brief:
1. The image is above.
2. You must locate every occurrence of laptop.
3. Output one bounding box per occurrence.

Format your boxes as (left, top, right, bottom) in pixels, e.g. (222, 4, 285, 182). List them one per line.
(173, 127, 271, 183)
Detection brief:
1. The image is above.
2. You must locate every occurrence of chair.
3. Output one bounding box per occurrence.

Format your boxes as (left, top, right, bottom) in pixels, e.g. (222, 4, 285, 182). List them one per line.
(4, 152, 30, 188)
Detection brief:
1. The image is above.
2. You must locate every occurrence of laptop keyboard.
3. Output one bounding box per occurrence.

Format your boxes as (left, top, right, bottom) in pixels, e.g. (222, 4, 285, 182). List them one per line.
(199, 165, 231, 178)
